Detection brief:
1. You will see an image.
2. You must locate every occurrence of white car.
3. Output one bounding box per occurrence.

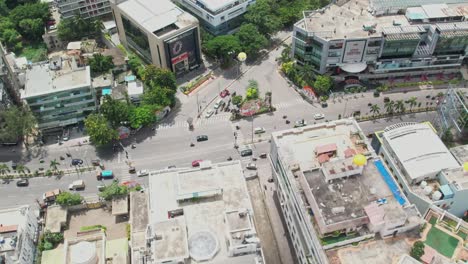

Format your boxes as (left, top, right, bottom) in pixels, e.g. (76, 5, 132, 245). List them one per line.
(246, 163, 257, 170)
(254, 127, 266, 134)
(314, 113, 325, 120)
(205, 109, 214, 118)
(137, 170, 149, 177)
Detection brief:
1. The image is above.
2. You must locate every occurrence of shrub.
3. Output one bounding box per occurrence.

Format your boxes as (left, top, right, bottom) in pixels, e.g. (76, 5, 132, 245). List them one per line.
(126, 224, 131, 240)
(43, 242, 53, 251)
(80, 225, 107, 232)
(55, 192, 83, 206)
(410, 241, 425, 260)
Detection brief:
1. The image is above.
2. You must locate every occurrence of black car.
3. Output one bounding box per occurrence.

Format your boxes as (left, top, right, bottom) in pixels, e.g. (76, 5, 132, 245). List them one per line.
(11, 162, 17, 170)
(16, 179, 29, 187)
(196, 135, 209, 142)
(240, 149, 253, 157)
(71, 159, 83, 166)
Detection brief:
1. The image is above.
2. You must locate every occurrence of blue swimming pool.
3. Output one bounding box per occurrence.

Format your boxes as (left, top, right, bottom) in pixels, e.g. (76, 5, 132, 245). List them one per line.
(374, 160, 406, 206)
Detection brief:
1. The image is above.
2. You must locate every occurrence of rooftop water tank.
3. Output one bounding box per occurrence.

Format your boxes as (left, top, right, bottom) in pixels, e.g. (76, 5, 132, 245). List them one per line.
(420, 181, 428, 189)
(424, 186, 433, 195)
(432, 191, 442, 201)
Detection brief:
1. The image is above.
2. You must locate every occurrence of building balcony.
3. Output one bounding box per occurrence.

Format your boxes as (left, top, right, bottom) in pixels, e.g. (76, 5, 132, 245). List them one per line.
(27, 91, 93, 107)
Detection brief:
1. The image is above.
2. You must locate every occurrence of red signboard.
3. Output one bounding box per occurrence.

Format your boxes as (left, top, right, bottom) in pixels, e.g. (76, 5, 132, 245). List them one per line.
(171, 52, 188, 65)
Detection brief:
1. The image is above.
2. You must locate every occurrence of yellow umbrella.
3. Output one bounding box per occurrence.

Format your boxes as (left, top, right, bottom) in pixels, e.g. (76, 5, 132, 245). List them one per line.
(463, 162, 468, 172)
(353, 154, 367, 166)
(237, 52, 247, 62)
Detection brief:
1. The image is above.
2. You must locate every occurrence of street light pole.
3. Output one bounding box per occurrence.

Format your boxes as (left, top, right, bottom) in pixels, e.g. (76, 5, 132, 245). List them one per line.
(251, 114, 254, 144)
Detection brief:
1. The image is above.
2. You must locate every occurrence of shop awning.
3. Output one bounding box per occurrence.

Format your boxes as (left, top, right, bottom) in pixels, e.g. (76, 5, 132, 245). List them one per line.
(339, 63, 367, 73)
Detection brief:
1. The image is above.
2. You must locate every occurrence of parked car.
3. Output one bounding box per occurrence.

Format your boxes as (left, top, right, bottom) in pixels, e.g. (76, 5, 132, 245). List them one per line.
(205, 109, 214, 118)
(246, 163, 257, 170)
(259, 153, 267, 159)
(91, 159, 101, 166)
(129, 166, 136, 173)
(220, 89, 230, 98)
(11, 162, 17, 170)
(192, 160, 203, 167)
(240, 149, 253, 157)
(71, 159, 83, 166)
(267, 178, 274, 183)
(68, 180, 85, 191)
(97, 184, 106, 192)
(167, 165, 176, 169)
(137, 170, 149, 177)
(313, 113, 325, 120)
(196, 135, 209, 142)
(294, 120, 307, 128)
(213, 99, 223, 109)
(16, 179, 29, 187)
(254, 127, 266, 134)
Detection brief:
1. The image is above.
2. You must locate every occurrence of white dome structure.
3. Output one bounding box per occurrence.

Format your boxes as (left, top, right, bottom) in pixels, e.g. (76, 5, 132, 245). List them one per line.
(188, 230, 219, 262)
(424, 186, 433, 195)
(70, 241, 97, 264)
(432, 191, 442, 201)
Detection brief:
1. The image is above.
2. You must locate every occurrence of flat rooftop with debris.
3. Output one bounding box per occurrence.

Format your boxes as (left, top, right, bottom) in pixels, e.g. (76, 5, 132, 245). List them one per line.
(149, 161, 262, 264)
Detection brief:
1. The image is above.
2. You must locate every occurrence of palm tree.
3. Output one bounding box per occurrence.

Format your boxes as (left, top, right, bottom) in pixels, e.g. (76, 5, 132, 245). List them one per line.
(15, 164, 28, 175)
(369, 104, 380, 116)
(297, 63, 315, 85)
(385, 100, 395, 114)
(50, 159, 60, 173)
(407, 96, 417, 110)
(278, 44, 292, 63)
(395, 100, 405, 113)
(0, 164, 10, 175)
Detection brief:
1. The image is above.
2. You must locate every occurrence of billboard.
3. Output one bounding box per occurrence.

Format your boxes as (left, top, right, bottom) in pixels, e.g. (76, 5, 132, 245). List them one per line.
(342, 40, 366, 63)
(165, 29, 200, 71)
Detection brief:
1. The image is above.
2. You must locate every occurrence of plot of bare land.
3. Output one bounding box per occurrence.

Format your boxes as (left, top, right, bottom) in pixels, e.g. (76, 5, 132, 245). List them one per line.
(64, 208, 127, 240)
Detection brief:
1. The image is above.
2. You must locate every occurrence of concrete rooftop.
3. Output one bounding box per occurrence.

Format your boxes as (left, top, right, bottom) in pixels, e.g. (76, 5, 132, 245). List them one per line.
(0, 206, 30, 226)
(22, 61, 91, 99)
(151, 218, 189, 262)
(149, 161, 259, 264)
(440, 167, 468, 191)
(297, 0, 410, 39)
(45, 205, 67, 233)
(450, 144, 468, 164)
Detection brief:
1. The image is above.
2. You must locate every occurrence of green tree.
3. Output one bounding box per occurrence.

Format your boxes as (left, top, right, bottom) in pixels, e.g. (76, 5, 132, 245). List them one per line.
(15, 164, 28, 175)
(9, 2, 50, 28)
(89, 54, 114, 75)
(278, 44, 292, 63)
(5, 0, 37, 9)
(100, 95, 130, 128)
(1, 28, 22, 51)
(57, 15, 101, 42)
(246, 87, 259, 100)
(0, 164, 10, 175)
(297, 64, 315, 85)
(369, 104, 380, 116)
(128, 54, 143, 75)
(18, 18, 43, 41)
(384, 100, 395, 114)
(0, 106, 37, 143)
(49, 159, 60, 173)
(99, 181, 128, 201)
(203, 35, 241, 65)
(232, 95, 243, 106)
(142, 86, 175, 107)
(129, 105, 156, 129)
(55, 192, 83, 206)
(407, 96, 417, 110)
(410, 241, 425, 260)
(245, 0, 282, 37)
(84, 114, 118, 146)
(281, 61, 295, 76)
(313, 75, 333, 95)
(141, 65, 177, 91)
(0, 0, 9, 17)
(235, 23, 268, 59)
(395, 100, 405, 113)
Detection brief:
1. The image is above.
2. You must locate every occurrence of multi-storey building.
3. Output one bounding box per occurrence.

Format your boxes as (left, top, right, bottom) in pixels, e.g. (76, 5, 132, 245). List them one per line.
(0, 206, 39, 264)
(292, 0, 468, 83)
(57, 0, 112, 19)
(436, 86, 468, 139)
(173, 0, 255, 35)
(372, 122, 468, 217)
(269, 118, 422, 264)
(21, 57, 96, 132)
(111, 0, 202, 77)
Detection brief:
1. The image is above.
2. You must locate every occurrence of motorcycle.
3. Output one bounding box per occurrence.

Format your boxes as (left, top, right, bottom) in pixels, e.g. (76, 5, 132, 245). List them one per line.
(227, 156, 233, 161)
(236, 125, 240, 130)
(283, 115, 287, 119)
(286, 120, 290, 124)
(131, 144, 136, 149)
(190, 143, 195, 147)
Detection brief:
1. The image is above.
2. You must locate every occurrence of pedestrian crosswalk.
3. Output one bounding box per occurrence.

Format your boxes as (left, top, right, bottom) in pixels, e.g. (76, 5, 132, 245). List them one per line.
(273, 98, 306, 110)
(156, 114, 231, 130)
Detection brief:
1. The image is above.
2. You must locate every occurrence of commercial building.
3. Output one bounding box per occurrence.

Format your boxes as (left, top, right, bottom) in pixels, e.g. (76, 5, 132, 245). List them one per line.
(56, 0, 112, 20)
(269, 118, 423, 264)
(292, 0, 468, 83)
(21, 56, 96, 131)
(372, 122, 468, 217)
(0, 206, 39, 264)
(147, 161, 264, 264)
(436, 86, 468, 140)
(173, 0, 255, 35)
(111, 0, 202, 77)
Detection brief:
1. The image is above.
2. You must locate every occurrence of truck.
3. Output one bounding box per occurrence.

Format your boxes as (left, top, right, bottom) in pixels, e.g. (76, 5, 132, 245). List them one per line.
(97, 170, 114, 181)
(42, 189, 61, 204)
(68, 180, 85, 190)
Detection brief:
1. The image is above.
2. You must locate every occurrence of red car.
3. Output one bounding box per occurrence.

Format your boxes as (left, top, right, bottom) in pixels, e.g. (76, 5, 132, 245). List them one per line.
(220, 89, 230, 98)
(192, 160, 203, 167)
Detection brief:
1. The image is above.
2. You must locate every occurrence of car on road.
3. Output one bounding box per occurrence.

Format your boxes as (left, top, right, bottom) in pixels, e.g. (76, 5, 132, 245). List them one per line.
(205, 109, 214, 118)
(129, 166, 136, 173)
(240, 149, 253, 157)
(214, 99, 223, 109)
(97, 184, 106, 192)
(16, 179, 29, 187)
(314, 113, 325, 120)
(294, 120, 307, 128)
(267, 178, 274, 183)
(167, 165, 176, 169)
(71, 159, 83, 166)
(246, 163, 257, 170)
(259, 153, 267, 159)
(68, 180, 85, 190)
(220, 89, 230, 98)
(196, 135, 209, 142)
(192, 160, 203, 167)
(137, 170, 149, 177)
(11, 162, 17, 170)
(254, 127, 266, 134)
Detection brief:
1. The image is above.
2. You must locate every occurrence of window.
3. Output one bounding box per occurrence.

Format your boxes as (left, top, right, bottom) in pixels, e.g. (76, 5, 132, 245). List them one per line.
(221, 16, 225, 20)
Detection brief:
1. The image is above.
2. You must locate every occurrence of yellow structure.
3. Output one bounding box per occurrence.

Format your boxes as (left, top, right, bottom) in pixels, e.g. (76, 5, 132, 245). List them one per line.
(353, 154, 367, 166)
(463, 162, 468, 172)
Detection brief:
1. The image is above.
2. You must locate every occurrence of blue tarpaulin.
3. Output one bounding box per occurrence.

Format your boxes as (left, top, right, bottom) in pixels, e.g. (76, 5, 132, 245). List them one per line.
(102, 88, 112, 95)
(374, 160, 406, 206)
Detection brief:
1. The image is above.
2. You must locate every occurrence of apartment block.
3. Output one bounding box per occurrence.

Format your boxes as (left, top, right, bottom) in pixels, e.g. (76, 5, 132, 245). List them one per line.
(57, 0, 112, 19)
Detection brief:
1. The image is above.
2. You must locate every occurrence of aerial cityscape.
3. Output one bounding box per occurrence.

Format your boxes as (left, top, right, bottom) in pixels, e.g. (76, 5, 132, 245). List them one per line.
(0, 0, 467, 263)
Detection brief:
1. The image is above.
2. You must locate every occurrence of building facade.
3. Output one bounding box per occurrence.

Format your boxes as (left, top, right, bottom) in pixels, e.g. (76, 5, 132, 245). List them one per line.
(0, 206, 39, 264)
(21, 57, 96, 131)
(111, 0, 202, 77)
(57, 0, 112, 19)
(292, 0, 468, 83)
(173, 0, 255, 35)
(436, 86, 468, 139)
(373, 122, 468, 217)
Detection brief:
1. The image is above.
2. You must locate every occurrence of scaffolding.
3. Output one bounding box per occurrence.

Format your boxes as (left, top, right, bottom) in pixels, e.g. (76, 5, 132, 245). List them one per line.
(436, 85, 468, 139)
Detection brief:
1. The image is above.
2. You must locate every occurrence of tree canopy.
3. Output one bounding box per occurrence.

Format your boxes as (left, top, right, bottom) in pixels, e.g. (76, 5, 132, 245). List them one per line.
(313, 75, 333, 95)
(235, 24, 268, 59)
(99, 181, 128, 201)
(244, 0, 282, 37)
(142, 86, 175, 107)
(55, 192, 83, 206)
(410, 241, 425, 260)
(89, 54, 114, 75)
(203, 35, 241, 64)
(58, 15, 101, 42)
(141, 65, 177, 91)
(100, 96, 130, 128)
(129, 105, 156, 129)
(0, 106, 36, 143)
(84, 114, 118, 146)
